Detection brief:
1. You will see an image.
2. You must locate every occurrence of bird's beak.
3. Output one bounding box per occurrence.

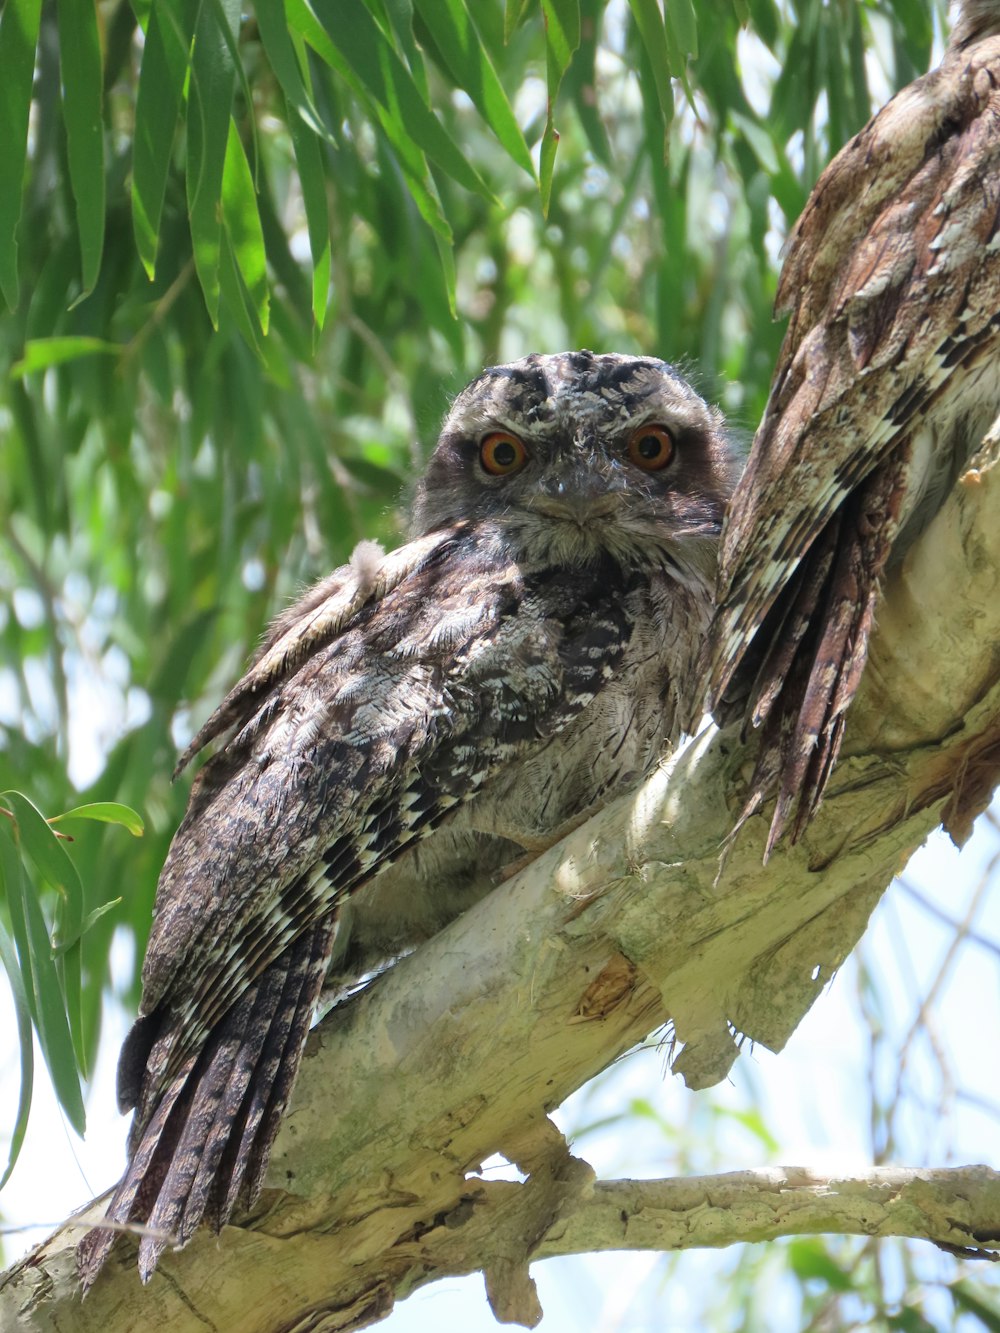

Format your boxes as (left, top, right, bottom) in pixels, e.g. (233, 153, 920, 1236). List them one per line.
(530, 470, 625, 523)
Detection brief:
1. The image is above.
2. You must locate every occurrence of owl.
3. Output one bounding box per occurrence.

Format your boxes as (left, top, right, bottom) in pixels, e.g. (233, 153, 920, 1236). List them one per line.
(703, 4, 1000, 855)
(77, 350, 737, 1285)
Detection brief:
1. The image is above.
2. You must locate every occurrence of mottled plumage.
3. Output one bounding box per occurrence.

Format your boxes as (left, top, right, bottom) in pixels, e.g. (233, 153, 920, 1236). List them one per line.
(78, 350, 736, 1285)
(705, 5, 1000, 853)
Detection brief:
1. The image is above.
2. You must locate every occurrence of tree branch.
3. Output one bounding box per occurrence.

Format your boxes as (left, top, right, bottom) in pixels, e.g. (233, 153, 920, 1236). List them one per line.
(4, 439, 1000, 1331)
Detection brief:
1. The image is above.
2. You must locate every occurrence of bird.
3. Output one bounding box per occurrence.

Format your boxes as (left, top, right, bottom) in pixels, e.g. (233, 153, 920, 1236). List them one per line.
(77, 350, 738, 1286)
(703, 2, 1000, 856)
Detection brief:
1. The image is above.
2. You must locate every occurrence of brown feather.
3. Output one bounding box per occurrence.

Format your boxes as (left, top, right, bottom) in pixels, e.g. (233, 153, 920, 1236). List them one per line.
(706, 10, 1000, 848)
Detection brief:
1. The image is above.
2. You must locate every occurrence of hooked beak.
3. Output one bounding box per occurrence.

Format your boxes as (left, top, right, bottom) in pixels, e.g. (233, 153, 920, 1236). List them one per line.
(528, 471, 626, 524)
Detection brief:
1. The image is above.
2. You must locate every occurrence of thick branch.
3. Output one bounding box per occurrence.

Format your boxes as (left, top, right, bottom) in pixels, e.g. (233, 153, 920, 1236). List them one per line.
(3, 445, 1000, 1331)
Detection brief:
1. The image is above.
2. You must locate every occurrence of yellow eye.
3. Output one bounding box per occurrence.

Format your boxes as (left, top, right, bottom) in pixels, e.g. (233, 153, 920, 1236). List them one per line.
(627, 424, 675, 471)
(480, 431, 528, 475)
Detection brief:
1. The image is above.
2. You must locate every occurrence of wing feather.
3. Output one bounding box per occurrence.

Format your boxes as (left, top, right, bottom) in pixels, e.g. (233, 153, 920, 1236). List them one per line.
(706, 26, 1000, 845)
(129, 527, 637, 1123)
(713, 40, 1000, 695)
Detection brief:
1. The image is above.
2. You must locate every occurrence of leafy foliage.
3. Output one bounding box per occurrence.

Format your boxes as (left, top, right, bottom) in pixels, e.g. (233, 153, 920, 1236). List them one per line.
(0, 794, 138, 1182)
(6, 0, 1000, 1326)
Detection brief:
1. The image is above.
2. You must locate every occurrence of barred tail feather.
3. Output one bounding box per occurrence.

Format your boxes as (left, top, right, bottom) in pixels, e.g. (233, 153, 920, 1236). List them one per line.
(726, 451, 908, 857)
(211, 916, 336, 1229)
(77, 918, 337, 1289)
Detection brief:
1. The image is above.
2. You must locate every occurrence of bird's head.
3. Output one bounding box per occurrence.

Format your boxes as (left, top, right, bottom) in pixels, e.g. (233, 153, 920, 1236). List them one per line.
(410, 350, 738, 586)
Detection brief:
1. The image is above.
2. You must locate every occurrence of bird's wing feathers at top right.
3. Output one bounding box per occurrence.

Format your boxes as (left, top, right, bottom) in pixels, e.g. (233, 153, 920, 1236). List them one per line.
(699, 24, 1000, 851)
(712, 38, 1000, 695)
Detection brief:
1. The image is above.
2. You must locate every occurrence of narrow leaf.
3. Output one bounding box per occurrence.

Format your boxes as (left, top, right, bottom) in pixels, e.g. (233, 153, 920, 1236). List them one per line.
(3, 793, 84, 954)
(50, 802, 145, 837)
(3, 792, 86, 1074)
(413, 0, 535, 177)
(132, 0, 200, 277)
(665, 0, 698, 58)
(433, 230, 457, 320)
(0, 922, 34, 1189)
(541, 0, 580, 66)
(208, 0, 261, 187)
(20, 866, 87, 1134)
(288, 0, 453, 238)
(298, 0, 496, 200)
(53, 901, 124, 955)
(0, 0, 43, 308)
(563, 0, 612, 166)
(628, 0, 676, 150)
(255, 0, 330, 139)
(0, 818, 36, 1018)
(287, 100, 332, 334)
(0, 810, 86, 1135)
(539, 0, 581, 209)
(222, 121, 270, 333)
(504, 0, 532, 42)
(217, 225, 268, 359)
(76, 898, 124, 941)
(56, 0, 105, 294)
(12, 337, 121, 377)
(187, 0, 241, 323)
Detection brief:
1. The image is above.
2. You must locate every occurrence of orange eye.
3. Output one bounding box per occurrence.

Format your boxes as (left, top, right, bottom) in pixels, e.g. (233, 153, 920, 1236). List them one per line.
(480, 431, 528, 476)
(627, 424, 675, 471)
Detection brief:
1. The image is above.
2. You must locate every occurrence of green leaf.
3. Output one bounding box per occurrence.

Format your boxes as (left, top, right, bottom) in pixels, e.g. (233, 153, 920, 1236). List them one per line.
(380, 0, 430, 100)
(730, 110, 778, 175)
(0, 805, 86, 1135)
(50, 803, 145, 837)
(504, 0, 532, 43)
(255, 0, 331, 140)
(0, 817, 36, 1018)
(132, 0, 200, 278)
(222, 121, 270, 334)
(0, 921, 34, 1189)
(75, 898, 125, 942)
(210, 0, 261, 189)
(412, 0, 535, 178)
(297, 0, 495, 201)
(3, 793, 84, 955)
(286, 100, 333, 335)
(56, 0, 105, 295)
(786, 1238, 855, 1291)
(20, 867, 87, 1134)
(0, 0, 43, 309)
(288, 0, 453, 240)
(628, 0, 675, 156)
(563, 0, 612, 166)
(541, 0, 580, 66)
(187, 0, 241, 324)
(665, 0, 698, 60)
(539, 0, 580, 209)
(433, 230, 457, 320)
(12, 337, 122, 377)
(3, 792, 87, 1078)
(217, 225, 268, 359)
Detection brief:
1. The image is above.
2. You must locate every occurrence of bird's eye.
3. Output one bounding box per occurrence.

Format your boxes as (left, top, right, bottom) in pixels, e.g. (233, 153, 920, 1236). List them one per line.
(627, 424, 675, 472)
(480, 431, 528, 476)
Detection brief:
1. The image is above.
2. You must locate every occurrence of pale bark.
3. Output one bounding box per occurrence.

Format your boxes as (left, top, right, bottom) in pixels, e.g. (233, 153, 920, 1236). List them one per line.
(3, 439, 1000, 1331)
